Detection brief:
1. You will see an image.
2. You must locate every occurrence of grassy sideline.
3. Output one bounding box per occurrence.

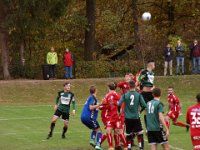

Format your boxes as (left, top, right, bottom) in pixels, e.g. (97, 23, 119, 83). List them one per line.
(0, 75, 200, 150)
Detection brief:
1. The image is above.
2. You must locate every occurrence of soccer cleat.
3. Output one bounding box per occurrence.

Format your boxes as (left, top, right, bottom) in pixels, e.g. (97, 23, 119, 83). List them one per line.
(62, 134, 66, 139)
(186, 125, 190, 132)
(46, 133, 52, 139)
(115, 146, 122, 150)
(89, 139, 96, 148)
(95, 145, 103, 150)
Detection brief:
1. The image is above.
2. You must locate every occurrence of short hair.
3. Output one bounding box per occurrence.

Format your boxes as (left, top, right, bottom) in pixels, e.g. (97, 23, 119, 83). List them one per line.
(196, 93, 200, 102)
(108, 82, 117, 90)
(152, 88, 161, 97)
(129, 80, 135, 89)
(90, 86, 96, 94)
(63, 82, 70, 86)
(168, 86, 174, 89)
(147, 60, 155, 64)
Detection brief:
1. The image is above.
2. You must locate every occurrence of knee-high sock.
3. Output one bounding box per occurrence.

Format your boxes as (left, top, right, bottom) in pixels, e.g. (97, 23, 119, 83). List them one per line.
(174, 121, 187, 127)
(137, 134, 144, 150)
(49, 123, 55, 135)
(107, 133, 113, 147)
(114, 134, 120, 147)
(101, 134, 107, 144)
(119, 134, 127, 148)
(90, 130, 96, 140)
(62, 126, 68, 135)
(96, 132, 102, 146)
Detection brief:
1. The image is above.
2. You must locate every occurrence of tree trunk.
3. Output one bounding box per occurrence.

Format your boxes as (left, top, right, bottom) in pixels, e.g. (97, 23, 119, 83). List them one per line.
(84, 0, 96, 61)
(0, 0, 11, 79)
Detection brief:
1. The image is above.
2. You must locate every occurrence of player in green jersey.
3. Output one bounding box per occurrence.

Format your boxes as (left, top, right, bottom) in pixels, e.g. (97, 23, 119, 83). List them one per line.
(118, 80, 147, 150)
(47, 82, 76, 139)
(146, 88, 169, 150)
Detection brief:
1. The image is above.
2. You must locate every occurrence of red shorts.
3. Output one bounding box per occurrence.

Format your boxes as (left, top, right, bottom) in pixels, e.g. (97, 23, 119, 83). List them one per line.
(106, 118, 123, 129)
(191, 136, 200, 150)
(167, 111, 179, 122)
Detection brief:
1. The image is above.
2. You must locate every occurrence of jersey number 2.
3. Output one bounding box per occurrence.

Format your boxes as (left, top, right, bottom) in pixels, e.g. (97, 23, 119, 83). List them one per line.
(130, 95, 134, 105)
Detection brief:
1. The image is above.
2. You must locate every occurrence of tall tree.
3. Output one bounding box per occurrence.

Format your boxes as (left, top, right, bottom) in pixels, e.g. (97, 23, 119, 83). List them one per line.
(0, 0, 11, 79)
(85, 0, 96, 61)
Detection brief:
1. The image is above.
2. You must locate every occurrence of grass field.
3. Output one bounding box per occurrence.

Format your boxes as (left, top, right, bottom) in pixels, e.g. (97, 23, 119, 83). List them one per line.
(0, 75, 200, 150)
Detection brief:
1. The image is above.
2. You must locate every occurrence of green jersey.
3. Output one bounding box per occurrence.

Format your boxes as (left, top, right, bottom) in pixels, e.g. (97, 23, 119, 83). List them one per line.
(56, 90, 76, 113)
(146, 99, 164, 131)
(118, 91, 147, 119)
(139, 69, 154, 87)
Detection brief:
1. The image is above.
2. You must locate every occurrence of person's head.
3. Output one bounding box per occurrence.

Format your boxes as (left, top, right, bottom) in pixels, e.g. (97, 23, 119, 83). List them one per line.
(147, 60, 155, 71)
(168, 86, 174, 95)
(125, 74, 131, 82)
(194, 39, 198, 45)
(108, 82, 117, 91)
(177, 40, 181, 46)
(196, 93, 200, 103)
(152, 88, 161, 98)
(63, 82, 71, 91)
(129, 80, 136, 89)
(90, 86, 97, 95)
(129, 73, 134, 79)
(51, 47, 55, 52)
(167, 44, 171, 48)
(65, 48, 69, 52)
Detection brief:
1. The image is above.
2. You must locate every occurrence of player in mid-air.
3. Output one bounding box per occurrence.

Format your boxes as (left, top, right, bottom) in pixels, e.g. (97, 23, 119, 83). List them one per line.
(47, 82, 76, 139)
(118, 80, 147, 150)
(81, 86, 102, 150)
(146, 88, 170, 150)
(186, 93, 200, 150)
(102, 82, 127, 150)
(165, 86, 189, 130)
(117, 74, 131, 94)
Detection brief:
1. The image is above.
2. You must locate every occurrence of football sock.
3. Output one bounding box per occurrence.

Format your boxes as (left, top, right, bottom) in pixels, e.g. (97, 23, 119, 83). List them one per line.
(90, 130, 97, 141)
(96, 132, 102, 146)
(49, 122, 55, 135)
(101, 134, 107, 144)
(119, 134, 127, 148)
(62, 126, 68, 136)
(114, 134, 120, 147)
(107, 133, 113, 147)
(174, 122, 187, 127)
(126, 133, 132, 148)
(137, 134, 144, 150)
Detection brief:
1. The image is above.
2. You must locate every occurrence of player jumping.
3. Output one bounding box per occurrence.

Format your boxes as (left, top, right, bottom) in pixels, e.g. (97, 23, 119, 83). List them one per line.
(186, 93, 200, 150)
(47, 82, 76, 139)
(81, 86, 102, 150)
(165, 86, 189, 130)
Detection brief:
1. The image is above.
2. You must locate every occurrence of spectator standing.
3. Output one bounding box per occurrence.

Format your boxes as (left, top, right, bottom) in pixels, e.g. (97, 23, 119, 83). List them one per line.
(63, 48, 73, 79)
(164, 44, 173, 76)
(190, 40, 200, 75)
(175, 40, 185, 75)
(46, 47, 58, 79)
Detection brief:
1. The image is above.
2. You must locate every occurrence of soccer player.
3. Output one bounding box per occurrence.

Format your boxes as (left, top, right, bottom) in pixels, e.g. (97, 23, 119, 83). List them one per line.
(117, 74, 131, 94)
(133, 68, 144, 92)
(81, 86, 102, 150)
(118, 80, 147, 150)
(146, 88, 170, 150)
(139, 60, 155, 126)
(102, 82, 127, 150)
(186, 93, 200, 150)
(47, 82, 76, 139)
(165, 86, 189, 130)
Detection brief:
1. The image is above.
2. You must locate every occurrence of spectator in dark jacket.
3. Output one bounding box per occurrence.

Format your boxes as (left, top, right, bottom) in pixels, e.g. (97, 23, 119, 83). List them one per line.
(63, 48, 73, 79)
(164, 44, 173, 76)
(190, 40, 200, 74)
(175, 40, 185, 75)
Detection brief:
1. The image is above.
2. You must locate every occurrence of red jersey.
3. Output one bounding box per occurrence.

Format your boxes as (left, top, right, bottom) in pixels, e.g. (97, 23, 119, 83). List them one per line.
(117, 81, 130, 94)
(186, 103, 200, 149)
(103, 91, 121, 122)
(133, 70, 142, 90)
(168, 94, 181, 113)
(99, 104, 109, 126)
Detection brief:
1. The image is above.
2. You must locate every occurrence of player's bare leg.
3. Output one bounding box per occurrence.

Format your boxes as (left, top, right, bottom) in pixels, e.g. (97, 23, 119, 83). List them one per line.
(150, 144, 157, 150)
(161, 143, 170, 150)
(62, 120, 69, 139)
(115, 128, 127, 150)
(106, 127, 114, 149)
(47, 115, 58, 139)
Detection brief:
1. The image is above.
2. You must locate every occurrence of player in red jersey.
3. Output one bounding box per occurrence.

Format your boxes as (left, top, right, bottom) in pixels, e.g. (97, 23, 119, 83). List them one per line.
(117, 74, 131, 94)
(186, 93, 200, 150)
(102, 82, 127, 150)
(165, 86, 189, 130)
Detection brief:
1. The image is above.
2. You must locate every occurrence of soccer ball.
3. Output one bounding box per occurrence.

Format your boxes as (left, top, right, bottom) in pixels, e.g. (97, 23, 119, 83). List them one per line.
(142, 12, 151, 21)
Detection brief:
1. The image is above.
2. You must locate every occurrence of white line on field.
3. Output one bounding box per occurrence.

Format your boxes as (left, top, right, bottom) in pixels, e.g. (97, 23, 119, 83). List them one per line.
(0, 117, 49, 121)
(0, 104, 85, 108)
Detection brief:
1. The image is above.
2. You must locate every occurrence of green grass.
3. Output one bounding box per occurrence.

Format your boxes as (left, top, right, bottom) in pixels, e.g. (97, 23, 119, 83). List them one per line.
(0, 75, 200, 150)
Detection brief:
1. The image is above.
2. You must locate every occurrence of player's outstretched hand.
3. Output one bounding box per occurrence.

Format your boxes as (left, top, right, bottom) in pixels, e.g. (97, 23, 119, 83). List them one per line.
(72, 110, 76, 116)
(54, 105, 58, 111)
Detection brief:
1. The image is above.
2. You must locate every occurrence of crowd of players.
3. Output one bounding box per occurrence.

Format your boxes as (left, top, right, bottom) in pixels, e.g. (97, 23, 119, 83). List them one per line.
(46, 60, 200, 150)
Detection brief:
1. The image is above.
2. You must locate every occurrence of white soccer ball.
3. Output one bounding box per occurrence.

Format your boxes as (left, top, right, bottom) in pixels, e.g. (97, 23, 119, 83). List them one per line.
(142, 12, 151, 21)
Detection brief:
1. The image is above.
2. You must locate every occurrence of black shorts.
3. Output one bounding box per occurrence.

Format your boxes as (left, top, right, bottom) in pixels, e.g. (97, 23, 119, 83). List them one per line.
(147, 129, 168, 145)
(54, 109, 69, 121)
(141, 91, 153, 103)
(125, 118, 143, 134)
